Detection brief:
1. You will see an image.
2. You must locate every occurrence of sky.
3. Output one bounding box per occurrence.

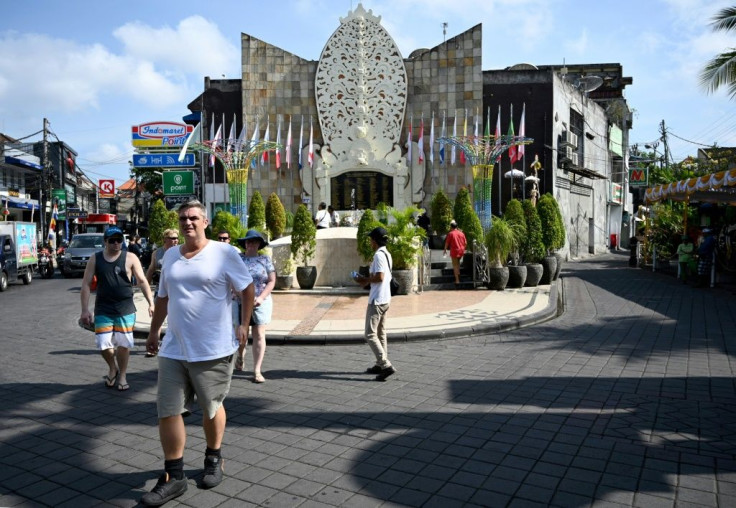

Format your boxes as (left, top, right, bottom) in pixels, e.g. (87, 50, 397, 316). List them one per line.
(1, 0, 734, 187)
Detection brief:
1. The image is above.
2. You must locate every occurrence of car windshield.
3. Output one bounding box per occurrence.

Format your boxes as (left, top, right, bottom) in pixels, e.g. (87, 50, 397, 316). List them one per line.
(70, 236, 103, 249)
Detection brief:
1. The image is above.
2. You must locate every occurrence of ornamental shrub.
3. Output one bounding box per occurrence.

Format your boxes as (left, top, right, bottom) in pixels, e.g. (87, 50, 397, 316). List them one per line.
(290, 204, 316, 266)
(265, 192, 286, 239)
(521, 199, 545, 263)
(453, 187, 483, 248)
(247, 191, 266, 231)
(430, 189, 453, 236)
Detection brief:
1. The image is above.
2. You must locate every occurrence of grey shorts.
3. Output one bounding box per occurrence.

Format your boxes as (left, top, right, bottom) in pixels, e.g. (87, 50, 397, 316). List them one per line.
(157, 355, 235, 420)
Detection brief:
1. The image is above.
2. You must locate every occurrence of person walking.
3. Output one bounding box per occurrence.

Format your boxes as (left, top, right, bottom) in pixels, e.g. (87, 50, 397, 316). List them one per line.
(146, 229, 179, 285)
(79, 226, 154, 392)
(235, 230, 276, 383)
(142, 200, 254, 506)
(696, 228, 716, 288)
(676, 234, 694, 284)
(443, 220, 467, 286)
(314, 202, 330, 229)
(353, 227, 396, 382)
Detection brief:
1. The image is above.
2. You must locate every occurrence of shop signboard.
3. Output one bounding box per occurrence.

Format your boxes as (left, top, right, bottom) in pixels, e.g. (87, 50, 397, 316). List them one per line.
(132, 122, 193, 148)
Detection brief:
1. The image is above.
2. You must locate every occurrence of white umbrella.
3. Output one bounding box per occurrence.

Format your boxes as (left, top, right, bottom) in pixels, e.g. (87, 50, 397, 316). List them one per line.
(504, 169, 525, 179)
(524, 175, 539, 182)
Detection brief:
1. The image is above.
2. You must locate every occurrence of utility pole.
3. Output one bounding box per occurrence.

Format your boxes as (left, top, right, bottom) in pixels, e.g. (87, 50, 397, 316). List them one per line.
(41, 118, 49, 244)
(659, 120, 670, 172)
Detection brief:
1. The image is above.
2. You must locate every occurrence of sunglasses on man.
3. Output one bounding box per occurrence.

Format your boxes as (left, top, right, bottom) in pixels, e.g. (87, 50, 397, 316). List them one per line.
(218, 236, 230, 242)
(107, 237, 124, 244)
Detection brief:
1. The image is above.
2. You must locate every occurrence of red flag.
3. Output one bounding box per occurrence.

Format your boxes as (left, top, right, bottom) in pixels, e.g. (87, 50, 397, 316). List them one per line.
(275, 117, 281, 169)
(508, 104, 517, 164)
(495, 106, 502, 163)
(308, 117, 314, 168)
(518, 103, 526, 163)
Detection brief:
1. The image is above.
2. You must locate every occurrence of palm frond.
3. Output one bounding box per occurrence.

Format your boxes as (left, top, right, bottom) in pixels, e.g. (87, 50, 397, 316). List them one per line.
(711, 7, 736, 32)
(700, 50, 736, 96)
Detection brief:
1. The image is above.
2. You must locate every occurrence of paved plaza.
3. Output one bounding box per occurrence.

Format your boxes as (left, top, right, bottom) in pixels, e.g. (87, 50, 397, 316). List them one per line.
(1, 252, 736, 507)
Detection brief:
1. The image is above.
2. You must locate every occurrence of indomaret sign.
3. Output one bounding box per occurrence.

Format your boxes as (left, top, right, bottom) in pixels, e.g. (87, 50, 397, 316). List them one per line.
(132, 122, 193, 148)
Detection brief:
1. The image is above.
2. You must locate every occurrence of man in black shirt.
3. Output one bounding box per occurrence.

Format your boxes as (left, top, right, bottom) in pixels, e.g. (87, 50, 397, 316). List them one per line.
(80, 227, 154, 391)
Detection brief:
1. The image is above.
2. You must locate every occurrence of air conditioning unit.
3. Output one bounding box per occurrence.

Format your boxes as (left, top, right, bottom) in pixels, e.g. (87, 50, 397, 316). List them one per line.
(570, 152, 579, 166)
(560, 130, 578, 149)
(560, 146, 574, 162)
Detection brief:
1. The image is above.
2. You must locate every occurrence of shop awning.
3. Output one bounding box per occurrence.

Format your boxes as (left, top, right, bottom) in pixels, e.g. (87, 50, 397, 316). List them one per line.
(645, 168, 736, 204)
(3, 196, 39, 210)
(3, 155, 42, 171)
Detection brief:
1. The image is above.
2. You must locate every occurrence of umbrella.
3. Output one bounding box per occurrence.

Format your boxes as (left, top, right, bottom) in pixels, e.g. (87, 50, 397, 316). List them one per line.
(504, 169, 525, 179)
(524, 175, 539, 182)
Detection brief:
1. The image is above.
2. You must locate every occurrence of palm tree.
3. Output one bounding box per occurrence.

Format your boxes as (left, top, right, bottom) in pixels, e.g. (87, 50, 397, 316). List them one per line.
(700, 7, 736, 98)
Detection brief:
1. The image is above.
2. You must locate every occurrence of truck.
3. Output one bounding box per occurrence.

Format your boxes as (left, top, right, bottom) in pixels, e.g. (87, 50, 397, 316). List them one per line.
(0, 221, 38, 291)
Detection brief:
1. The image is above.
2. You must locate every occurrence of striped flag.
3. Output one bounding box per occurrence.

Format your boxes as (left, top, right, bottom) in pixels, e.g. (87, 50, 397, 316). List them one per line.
(298, 115, 304, 170)
(178, 122, 201, 162)
(439, 112, 446, 164)
(418, 117, 424, 164)
(262, 120, 270, 166)
(407, 115, 412, 165)
(460, 110, 467, 164)
(495, 106, 502, 163)
(209, 113, 216, 167)
(226, 114, 236, 152)
(250, 117, 259, 169)
(286, 116, 293, 169)
(429, 112, 435, 165)
(308, 116, 314, 168)
(508, 104, 517, 164)
(275, 116, 282, 169)
(518, 103, 526, 163)
(451, 114, 457, 165)
(48, 201, 58, 240)
(211, 124, 222, 168)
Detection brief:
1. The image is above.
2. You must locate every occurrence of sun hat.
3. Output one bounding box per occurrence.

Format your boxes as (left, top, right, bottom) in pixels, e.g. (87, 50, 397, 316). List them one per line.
(237, 229, 268, 249)
(104, 226, 124, 239)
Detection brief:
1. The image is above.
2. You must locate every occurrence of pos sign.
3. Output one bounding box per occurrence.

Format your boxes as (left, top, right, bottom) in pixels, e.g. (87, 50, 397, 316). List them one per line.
(99, 179, 115, 198)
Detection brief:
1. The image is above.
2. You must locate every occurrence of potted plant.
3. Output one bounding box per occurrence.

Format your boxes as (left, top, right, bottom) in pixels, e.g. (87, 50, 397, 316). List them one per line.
(521, 200, 545, 287)
(504, 199, 527, 288)
(247, 191, 266, 231)
(265, 192, 286, 240)
(546, 193, 567, 279)
(290, 204, 317, 289)
(356, 209, 380, 278)
(430, 189, 453, 249)
(537, 194, 562, 284)
(274, 254, 295, 290)
(453, 187, 484, 275)
(383, 205, 426, 295)
(485, 216, 518, 290)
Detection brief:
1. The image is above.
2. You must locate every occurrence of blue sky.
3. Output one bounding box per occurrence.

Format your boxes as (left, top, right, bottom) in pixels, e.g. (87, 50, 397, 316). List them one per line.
(1, 0, 733, 187)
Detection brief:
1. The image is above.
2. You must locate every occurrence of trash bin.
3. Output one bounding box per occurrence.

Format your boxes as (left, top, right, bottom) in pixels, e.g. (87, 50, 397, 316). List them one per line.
(610, 234, 618, 249)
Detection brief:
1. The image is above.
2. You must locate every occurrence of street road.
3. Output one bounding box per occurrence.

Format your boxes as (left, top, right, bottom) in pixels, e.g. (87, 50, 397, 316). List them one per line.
(1, 253, 735, 507)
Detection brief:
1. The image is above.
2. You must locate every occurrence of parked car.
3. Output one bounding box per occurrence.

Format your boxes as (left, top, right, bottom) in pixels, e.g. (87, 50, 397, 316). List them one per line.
(61, 233, 105, 278)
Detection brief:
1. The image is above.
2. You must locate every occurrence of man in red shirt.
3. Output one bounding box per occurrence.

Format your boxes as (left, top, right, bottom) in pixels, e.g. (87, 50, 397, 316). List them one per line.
(443, 220, 467, 286)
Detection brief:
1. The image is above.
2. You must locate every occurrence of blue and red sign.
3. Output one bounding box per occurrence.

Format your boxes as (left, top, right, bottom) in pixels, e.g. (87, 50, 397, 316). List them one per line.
(132, 122, 193, 148)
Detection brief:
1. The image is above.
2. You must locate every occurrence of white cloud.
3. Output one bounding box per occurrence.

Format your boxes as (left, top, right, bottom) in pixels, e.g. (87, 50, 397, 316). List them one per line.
(112, 16, 240, 77)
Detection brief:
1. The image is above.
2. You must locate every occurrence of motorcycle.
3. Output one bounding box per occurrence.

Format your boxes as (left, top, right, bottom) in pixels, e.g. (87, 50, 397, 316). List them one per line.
(38, 245, 56, 279)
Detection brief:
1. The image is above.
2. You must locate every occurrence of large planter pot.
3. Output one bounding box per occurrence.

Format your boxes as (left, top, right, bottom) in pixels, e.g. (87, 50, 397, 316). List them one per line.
(553, 252, 564, 280)
(392, 269, 414, 295)
(296, 266, 317, 289)
(274, 274, 293, 290)
(540, 255, 557, 285)
(487, 266, 510, 291)
(524, 263, 543, 287)
(507, 265, 527, 289)
(430, 234, 446, 250)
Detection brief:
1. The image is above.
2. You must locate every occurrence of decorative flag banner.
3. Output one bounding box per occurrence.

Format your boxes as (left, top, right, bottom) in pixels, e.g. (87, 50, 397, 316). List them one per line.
(418, 117, 424, 164)
(460, 110, 467, 164)
(451, 114, 457, 165)
(508, 104, 517, 164)
(439, 112, 446, 164)
(275, 116, 282, 169)
(407, 115, 413, 165)
(250, 117, 259, 169)
(48, 201, 58, 240)
(262, 120, 270, 165)
(226, 114, 237, 152)
(495, 106, 502, 163)
(429, 112, 435, 165)
(298, 115, 304, 170)
(209, 113, 215, 167)
(235, 117, 247, 152)
(308, 116, 314, 168)
(518, 103, 526, 163)
(474, 109, 479, 147)
(286, 116, 293, 169)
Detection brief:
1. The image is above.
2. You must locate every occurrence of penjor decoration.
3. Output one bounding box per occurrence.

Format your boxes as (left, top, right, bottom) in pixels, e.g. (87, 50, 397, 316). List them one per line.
(436, 134, 532, 232)
(179, 122, 280, 224)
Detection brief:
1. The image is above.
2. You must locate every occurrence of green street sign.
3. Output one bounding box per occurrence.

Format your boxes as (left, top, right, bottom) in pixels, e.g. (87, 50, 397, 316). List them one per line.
(52, 189, 67, 219)
(162, 171, 194, 195)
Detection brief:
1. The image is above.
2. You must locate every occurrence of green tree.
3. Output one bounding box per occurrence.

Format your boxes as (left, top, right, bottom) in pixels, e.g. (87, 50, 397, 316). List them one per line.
(537, 194, 563, 255)
(453, 187, 483, 247)
(430, 189, 454, 236)
(521, 200, 545, 263)
(290, 204, 316, 266)
(504, 199, 526, 264)
(700, 6, 736, 98)
(247, 191, 266, 231)
(265, 192, 286, 239)
(148, 199, 178, 246)
(209, 210, 247, 244)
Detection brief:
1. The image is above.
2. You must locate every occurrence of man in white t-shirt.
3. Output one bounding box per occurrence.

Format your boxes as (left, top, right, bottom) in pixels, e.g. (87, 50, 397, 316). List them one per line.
(353, 227, 396, 382)
(142, 200, 254, 506)
(314, 201, 330, 229)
